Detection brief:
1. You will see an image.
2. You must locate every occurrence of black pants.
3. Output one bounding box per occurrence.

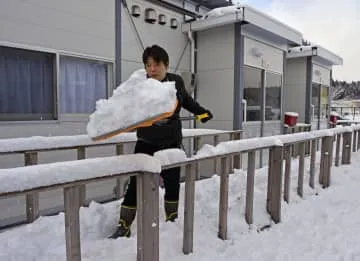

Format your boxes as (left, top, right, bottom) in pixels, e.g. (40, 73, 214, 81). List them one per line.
(121, 140, 181, 207)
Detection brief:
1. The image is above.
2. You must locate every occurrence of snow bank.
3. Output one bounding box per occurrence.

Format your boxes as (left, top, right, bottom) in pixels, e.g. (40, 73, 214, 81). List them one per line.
(0, 154, 161, 194)
(86, 69, 177, 139)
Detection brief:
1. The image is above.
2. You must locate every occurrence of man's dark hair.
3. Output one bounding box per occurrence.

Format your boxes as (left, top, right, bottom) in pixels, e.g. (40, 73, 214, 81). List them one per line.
(142, 45, 169, 66)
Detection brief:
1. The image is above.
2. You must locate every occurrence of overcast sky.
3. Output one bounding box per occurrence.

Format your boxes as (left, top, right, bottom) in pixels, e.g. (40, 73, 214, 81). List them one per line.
(237, 0, 359, 82)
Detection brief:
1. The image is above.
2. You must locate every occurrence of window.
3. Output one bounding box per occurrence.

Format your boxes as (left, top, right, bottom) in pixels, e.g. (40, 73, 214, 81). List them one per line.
(244, 66, 262, 121)
(0, 46, 55, 121)
(312, 83, 320, 120)
(320, 86, 329, 119)
(265, 72, 282, 120)
(59, 57, 108, 114)
(312, 83, 328, 120)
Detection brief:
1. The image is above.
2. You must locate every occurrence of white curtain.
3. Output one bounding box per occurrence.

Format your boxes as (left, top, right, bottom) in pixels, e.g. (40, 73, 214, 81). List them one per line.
(60, 57, 107, 113)
(0, 46, 54, 120)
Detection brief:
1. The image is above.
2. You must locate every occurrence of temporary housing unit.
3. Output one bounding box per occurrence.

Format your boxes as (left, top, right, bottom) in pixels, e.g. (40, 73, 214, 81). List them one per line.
(285, 45, 343, 130)
(181, 5, 303, 140)
(0, 0, 223, 142)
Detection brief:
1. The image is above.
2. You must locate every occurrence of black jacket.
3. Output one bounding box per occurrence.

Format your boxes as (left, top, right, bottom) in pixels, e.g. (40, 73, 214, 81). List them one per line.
(136, 73, 208, 146)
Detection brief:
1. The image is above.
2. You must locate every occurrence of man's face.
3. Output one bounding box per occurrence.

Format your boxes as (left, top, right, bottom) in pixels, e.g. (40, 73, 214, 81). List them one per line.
(145, 57, 168, 81)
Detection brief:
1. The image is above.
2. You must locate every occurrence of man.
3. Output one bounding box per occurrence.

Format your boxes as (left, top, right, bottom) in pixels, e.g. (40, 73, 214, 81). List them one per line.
(110, 44, 213, 239)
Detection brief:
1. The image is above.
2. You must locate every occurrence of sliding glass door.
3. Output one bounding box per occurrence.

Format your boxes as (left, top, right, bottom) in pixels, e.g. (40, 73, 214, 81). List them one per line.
(311, 83, 329, 129)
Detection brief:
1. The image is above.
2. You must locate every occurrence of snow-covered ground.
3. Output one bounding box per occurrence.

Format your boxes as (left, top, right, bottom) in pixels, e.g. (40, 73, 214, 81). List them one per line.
(1, 149, 360, 261)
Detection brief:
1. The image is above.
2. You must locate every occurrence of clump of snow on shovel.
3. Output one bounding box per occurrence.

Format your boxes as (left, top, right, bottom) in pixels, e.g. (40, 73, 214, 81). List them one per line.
(86, 69, 177, 139)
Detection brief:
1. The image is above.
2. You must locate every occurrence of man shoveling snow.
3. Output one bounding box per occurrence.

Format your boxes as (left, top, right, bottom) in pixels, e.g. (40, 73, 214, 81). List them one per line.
(108, 45, 213, 239)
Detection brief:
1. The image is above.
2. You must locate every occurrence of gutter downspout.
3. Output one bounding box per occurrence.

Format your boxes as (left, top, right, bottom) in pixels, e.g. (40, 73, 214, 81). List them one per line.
(187, 27, 196, 157)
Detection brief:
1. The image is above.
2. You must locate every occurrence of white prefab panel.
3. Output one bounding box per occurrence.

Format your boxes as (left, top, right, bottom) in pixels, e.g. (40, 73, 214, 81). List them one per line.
(0, 0, 114, 58)
(197, 25, 235, 72)
(196, 69, 234, 121)
(243, 122, 261, 138)
(263, 121, 282, 136)
(284, 58, 307, 122)
(244, 37, 283, 73)
(196, 24, 235, 130)
(121, 0, 190, 78)
(312, 63, 331, 86)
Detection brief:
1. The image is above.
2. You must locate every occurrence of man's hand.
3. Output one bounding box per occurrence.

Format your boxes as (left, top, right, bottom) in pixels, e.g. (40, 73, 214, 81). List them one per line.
(199, 110, 213, 123)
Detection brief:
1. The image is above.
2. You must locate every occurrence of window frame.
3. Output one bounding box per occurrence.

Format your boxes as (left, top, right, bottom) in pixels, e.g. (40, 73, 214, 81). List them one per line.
(58, 54, 114, 122)
(0, 41, 114, 123)
(243, 65, 283, 123)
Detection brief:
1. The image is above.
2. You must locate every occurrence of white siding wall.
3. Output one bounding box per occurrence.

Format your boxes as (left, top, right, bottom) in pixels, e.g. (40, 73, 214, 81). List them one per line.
(196, 24, 235, 131)
(121, 0, 190, 81)
(312, 63, 331, 86)
(244, 37, 283, 73)
(0, 0, 115, 58)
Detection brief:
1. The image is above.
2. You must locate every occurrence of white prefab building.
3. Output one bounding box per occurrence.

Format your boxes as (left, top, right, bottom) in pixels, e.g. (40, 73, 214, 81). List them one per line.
(285, 45, 343, 130)
(181, 5, 303, 140)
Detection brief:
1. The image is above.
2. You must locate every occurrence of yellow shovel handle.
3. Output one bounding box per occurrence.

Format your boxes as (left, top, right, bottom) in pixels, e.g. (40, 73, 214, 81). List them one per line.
(196, 112, 209, 121)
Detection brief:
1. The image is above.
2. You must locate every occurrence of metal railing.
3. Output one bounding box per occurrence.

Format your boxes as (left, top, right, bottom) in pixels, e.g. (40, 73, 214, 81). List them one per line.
(1, 125, 360, 261)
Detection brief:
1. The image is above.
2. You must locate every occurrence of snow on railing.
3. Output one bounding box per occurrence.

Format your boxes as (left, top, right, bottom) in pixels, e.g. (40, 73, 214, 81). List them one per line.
(0, 129, 242, 154)
(1, 125, 360, 261)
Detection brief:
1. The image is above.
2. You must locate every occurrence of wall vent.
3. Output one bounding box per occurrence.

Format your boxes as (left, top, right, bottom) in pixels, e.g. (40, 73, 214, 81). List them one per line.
(159, 14, 167, 25)
(131, 5, 140, 17)
(145, 8, 156, 23)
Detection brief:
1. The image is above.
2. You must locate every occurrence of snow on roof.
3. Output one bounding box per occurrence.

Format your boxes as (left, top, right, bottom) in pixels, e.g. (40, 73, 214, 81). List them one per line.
(183, 4, 302, 44)
(287, 44, 343, 66)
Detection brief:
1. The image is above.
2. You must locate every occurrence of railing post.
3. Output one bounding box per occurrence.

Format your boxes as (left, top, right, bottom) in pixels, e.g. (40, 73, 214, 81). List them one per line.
(194, 137, 201, 180)
(24, 152, 39, 223)
(115, 144, 124, 199)
(283, 145, 291, 203)
(137, 172, 159, 261)
(267, 145, 283, 223)
(319, 135, 333, 188)
(297, 142, 305, 198)
(64, 185, 82, 261)
(245, 151, 256, 224)
(341, 131, 352, 165)
(309, 140, 317, 189)
(213, 135, 219, 174)
(353, 130, 357, 152)
(334, 134, 341, 167)
(357, 130, 360, 151)
(218, 156, 229, 239)
(183, 163, 196, 254)
(77, 147, 86, 206)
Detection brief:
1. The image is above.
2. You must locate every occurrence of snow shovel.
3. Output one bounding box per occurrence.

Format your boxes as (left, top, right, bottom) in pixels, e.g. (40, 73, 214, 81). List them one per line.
(90, 99, 179, 142)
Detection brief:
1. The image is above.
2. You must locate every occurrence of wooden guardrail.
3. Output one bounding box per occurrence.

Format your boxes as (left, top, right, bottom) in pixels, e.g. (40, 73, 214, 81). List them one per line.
(1, 125, 359, 261)
(0, 129, 242, 225)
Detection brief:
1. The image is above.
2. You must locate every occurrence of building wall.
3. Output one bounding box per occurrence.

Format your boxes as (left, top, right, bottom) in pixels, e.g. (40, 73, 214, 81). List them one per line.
(244, 37, 284, 74)
(0, 0, 196, 227)
(0, 0, 114, 58)
(196, 24, 236, 131)
(121, 0, 191, 81)
(312, 63, 331, 86)
(283, 57, 307, 122)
